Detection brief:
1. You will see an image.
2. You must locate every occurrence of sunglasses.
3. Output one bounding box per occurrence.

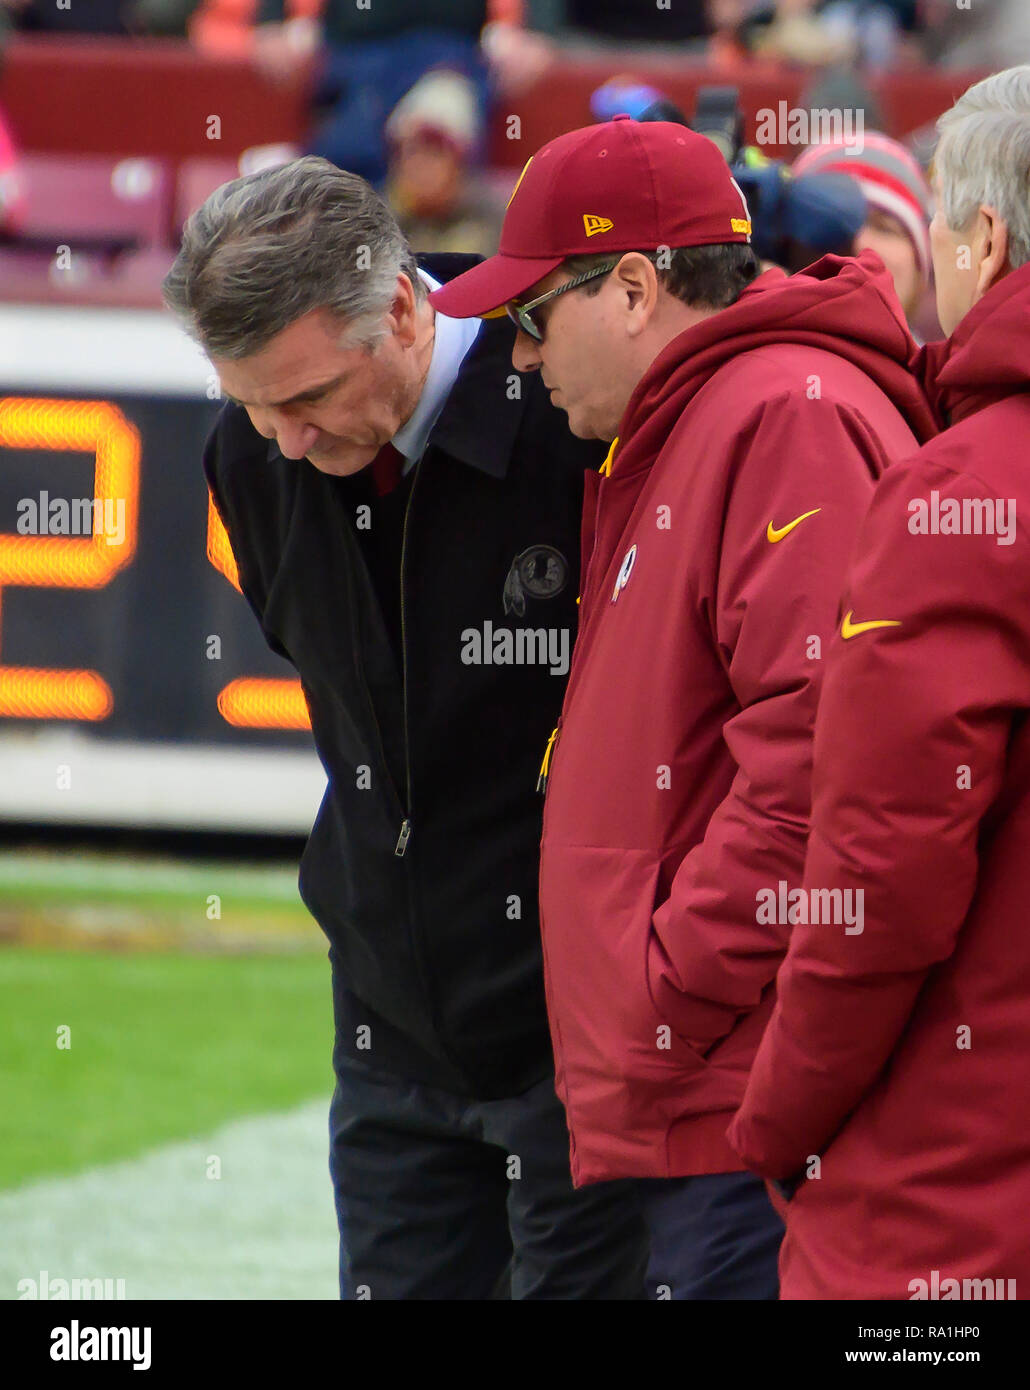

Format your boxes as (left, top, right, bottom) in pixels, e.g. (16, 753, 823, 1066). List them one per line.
(506, 261, 620, 342)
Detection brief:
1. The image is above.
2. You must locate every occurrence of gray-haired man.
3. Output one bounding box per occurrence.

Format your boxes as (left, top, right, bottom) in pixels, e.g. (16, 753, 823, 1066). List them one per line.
(162, 156, 648, 1299)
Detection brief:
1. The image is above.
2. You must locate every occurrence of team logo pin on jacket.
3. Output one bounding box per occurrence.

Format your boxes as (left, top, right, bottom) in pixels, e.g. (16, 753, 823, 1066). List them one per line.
(503, 545, 569, 617)
(612, 544, 637, 602)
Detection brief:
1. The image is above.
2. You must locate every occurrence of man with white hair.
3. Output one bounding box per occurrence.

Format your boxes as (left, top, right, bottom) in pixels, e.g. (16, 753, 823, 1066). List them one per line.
(730, 65, 1030, 1300)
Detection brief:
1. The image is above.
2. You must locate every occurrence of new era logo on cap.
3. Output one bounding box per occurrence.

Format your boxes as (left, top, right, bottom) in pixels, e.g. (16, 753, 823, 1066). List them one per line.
(429, 116, 754, 320)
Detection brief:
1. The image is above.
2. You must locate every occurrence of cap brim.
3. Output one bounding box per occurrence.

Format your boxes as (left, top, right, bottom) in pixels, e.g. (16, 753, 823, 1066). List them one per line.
(427, 252, 567, 318)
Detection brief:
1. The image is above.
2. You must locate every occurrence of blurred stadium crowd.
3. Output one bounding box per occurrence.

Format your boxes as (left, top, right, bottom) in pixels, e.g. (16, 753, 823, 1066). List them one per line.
(0, 0, 1026, 340)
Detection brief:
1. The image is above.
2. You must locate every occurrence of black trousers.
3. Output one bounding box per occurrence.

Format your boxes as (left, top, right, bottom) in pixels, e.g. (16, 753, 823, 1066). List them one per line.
(328, 1049, 649, 1300)
(636, 1172, 785, 1299)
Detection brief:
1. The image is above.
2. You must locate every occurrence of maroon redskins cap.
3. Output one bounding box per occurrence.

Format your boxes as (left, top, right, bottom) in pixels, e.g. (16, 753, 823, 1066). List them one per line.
(429, 115, 753, 319)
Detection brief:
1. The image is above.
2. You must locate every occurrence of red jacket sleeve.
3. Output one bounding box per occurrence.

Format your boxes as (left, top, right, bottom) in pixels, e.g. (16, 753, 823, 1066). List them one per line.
(647, 391, 892, 1054)
(728, 452, 1030, 1178)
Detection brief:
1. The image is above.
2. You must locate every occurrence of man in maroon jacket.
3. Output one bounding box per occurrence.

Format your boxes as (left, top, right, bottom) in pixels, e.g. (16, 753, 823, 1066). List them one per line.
(729, 66, 1030, 1299)
(431, 116, 937, 1297)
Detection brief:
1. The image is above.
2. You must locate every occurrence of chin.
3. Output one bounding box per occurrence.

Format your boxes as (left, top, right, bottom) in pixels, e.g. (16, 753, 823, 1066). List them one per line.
(565, 409, 603, 441)
(307, 447, 378, 477)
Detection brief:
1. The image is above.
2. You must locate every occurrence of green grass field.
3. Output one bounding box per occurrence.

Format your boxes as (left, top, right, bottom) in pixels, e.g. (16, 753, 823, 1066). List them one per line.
(0, 851, 340, 1297)
(0, 850, 318, 953)
(0, 948, 333, 1190)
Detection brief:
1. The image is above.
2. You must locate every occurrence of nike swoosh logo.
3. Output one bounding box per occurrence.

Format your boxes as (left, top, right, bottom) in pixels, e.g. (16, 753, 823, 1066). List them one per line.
(841, 610, 902, 639)
(767, 508, 821, 543)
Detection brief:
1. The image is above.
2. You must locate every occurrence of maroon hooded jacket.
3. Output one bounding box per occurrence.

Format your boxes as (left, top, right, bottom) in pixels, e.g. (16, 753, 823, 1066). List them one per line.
(537, 250, 937, 1186)
(728, 261, 1030, 1299)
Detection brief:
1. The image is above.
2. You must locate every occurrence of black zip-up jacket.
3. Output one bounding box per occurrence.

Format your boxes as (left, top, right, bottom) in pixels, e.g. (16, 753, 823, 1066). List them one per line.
(203, 255, 605, 1099)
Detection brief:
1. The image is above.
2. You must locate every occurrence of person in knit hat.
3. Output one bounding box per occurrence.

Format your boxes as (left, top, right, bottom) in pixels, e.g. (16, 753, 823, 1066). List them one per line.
(793, 131, 933, 326)
(384, 69, 503, 257)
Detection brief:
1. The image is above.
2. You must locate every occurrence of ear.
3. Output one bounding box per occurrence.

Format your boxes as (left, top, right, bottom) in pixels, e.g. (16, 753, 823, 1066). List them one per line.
(975, 205, 1010, 300)
(387, 272, 420, 348)
(614, 253, 659, 336)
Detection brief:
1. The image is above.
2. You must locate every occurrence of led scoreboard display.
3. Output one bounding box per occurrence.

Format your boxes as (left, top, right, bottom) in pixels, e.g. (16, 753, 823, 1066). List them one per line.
(0, 304, 325, 831)
(0, 394, 309, 734)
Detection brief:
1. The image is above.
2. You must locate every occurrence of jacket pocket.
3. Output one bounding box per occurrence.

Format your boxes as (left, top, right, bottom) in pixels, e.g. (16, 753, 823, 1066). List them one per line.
(644, 916, 719, 1066)
(646, 917, 777, 1111)
(540, 844, 711, 1134)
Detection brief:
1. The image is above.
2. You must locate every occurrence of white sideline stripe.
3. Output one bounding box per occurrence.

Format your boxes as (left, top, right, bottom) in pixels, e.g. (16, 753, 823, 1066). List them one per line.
(0, 1101, 337, 1301)
(0, 851, 304, 903)
(0, 732, 326, 833)
(0, 305, 214, 397)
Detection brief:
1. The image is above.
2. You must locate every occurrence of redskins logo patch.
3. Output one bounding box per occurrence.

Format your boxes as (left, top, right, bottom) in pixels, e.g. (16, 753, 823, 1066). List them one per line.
(503, 545, 569, 617)
(611, 544, 637, 603)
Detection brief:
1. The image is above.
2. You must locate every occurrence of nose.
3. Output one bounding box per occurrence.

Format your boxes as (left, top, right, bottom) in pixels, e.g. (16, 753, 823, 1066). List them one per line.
(511, 329, 543, 375)
(254, 409, 320, 460)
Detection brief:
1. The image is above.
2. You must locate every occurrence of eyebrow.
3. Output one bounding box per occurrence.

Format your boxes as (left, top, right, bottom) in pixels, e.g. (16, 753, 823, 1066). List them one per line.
(223, 374, 346, 409)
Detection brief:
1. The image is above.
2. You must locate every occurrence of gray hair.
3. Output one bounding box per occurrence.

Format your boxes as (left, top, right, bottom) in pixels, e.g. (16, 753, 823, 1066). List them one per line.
(935, 65, 1030, 269)
(162, 155, 426, 359)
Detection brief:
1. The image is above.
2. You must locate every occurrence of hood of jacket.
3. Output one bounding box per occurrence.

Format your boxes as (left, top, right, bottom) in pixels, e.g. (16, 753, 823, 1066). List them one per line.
(914, 259, 1030, 426)
(611, 248, 938, 480)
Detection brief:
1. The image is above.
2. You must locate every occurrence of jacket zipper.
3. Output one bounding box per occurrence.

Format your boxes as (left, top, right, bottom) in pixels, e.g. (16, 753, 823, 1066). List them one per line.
(537, 721, 561, 795)
(340, 448, 478, 1083)
(343, 484, 409, 844)
(394, 454, 465, 1073)
(536, 443, 615, 796)
(395, 458, 421, 856)
(350, 624, 406, 830)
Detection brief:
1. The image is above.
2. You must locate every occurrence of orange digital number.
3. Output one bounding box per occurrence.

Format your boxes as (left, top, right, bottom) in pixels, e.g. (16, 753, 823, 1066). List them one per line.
(207, 495, 310, 730)
(0, 397, 140, 720)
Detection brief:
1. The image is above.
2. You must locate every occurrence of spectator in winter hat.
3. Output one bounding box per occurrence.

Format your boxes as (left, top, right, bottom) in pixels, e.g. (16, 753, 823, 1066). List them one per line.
(384, 69, 503, 257)
(793, 131, 933, 326)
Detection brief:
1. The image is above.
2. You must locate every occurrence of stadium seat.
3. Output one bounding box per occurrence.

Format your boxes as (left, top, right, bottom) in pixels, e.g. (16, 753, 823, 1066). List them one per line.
(0, 245, 113, 304)
(174, 156, 240, 238)
(14, 153, 173, 254)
